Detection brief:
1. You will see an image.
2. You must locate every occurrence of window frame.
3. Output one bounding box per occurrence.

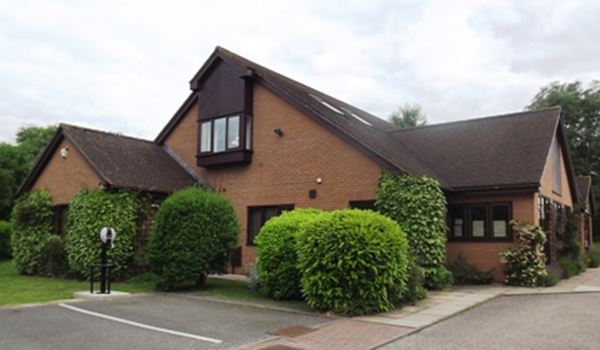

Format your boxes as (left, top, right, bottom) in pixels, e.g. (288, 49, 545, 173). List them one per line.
(447, 202, 513, 242)
(198, 113, 249, 155)
(52, 204, 69, 236)
(246, 204, 294, 246)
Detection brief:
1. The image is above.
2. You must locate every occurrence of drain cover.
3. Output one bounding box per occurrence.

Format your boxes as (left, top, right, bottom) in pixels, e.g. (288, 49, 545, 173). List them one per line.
(269, 325, 317, 338)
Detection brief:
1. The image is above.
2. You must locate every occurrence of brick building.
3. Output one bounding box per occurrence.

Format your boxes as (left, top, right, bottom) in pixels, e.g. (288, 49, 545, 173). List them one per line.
(18, 47, 594, 281)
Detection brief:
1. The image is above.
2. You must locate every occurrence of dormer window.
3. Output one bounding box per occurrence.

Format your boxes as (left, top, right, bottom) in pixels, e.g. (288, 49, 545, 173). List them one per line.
(197, 113, 253, 166)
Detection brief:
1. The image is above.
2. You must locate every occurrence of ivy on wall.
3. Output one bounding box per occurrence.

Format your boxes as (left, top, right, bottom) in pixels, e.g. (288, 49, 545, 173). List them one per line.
(376, 171, 453, 289)
(65, 190, 142, 279)
(10, 190, 54, 275)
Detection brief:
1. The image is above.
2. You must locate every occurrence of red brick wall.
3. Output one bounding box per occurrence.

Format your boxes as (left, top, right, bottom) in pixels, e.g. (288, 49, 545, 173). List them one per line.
(31, 138, 101, 205)
(164, 83, 383, 272)
(446, 192, 535, 282)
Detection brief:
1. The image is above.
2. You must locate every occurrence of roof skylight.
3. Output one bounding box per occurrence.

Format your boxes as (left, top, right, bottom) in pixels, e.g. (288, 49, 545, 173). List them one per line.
(341, 107, 373, 126)
(309, 94, 345, 115)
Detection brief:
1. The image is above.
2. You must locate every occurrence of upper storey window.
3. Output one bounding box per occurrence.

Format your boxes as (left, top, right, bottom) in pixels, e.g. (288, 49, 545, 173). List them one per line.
(551, 137, 562, 195)
(199, 114, 249, 153)
(197, 113, 252, 167)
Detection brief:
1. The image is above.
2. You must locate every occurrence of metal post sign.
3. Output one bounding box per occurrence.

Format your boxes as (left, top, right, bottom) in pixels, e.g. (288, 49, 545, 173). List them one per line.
(90, 227, 116, 294)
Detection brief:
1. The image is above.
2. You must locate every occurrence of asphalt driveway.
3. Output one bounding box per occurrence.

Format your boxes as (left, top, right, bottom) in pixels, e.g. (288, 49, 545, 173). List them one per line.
(0, 294, 328, 350)
(380, 293, 600, 350)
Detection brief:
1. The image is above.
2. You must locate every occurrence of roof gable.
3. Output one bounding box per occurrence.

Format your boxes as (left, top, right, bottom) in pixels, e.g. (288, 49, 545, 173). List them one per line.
(18, 124, 200, 196)
(576, 176, 596, 213)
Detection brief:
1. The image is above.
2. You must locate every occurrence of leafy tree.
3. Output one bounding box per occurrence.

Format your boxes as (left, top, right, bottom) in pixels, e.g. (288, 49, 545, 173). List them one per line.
(528, 81, 600, 238)
(388, 103, 427, 128)
(0, 126, 56, 220)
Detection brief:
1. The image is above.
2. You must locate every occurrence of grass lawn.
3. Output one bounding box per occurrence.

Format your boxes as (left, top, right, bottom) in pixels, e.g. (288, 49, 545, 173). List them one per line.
(0, 260, 311, 312)
(0, 260, 154, 306)
(193, 277, 311, 312)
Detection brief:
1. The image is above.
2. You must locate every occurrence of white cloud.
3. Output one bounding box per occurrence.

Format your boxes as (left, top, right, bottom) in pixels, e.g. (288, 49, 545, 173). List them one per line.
(0, 0, 599, 143)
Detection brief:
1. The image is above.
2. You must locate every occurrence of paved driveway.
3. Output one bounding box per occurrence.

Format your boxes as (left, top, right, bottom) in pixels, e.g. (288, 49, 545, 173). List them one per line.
(0, 294, 328, 350)
(380, 293, 600, 350)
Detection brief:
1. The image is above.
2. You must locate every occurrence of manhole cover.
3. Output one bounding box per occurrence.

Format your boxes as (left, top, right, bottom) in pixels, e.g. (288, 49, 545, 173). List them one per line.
(269, 325, 317, 338)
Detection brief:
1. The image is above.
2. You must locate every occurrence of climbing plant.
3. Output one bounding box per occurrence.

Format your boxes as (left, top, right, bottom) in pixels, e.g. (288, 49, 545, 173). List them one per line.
(376, 171, 453, 289)
(500, 221, 548, 287)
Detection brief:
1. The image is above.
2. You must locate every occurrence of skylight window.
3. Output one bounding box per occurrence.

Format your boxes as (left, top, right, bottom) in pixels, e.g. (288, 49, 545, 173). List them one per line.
(309, 94, 345, 115)
(341, 107, 373, 126)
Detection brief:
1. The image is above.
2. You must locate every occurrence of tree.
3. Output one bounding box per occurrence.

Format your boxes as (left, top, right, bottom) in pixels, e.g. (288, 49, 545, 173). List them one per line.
(0, 125, 56, 220)
(389, 103, 427, 128)
(528, 81, 600, 238)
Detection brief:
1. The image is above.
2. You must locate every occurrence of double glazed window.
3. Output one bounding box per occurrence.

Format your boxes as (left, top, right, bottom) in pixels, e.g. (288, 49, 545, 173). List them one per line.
(53, 205, 68, 236)
(200, 114, 251, 153)
(448, 203, 511, 241)
(247, 204, 294, 246)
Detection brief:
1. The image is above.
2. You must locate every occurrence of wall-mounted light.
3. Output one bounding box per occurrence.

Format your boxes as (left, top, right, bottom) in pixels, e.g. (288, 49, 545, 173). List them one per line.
(273, 128, 284, 136)
(60, 147, 69, 159)
(316, 177, 323, 184)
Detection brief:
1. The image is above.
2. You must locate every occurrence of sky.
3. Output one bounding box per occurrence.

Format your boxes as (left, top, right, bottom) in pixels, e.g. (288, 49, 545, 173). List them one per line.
(1, 0, 600, 143)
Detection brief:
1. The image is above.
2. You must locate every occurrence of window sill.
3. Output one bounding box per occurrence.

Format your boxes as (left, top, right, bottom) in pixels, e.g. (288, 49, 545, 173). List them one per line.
(197, 149, 252, 167)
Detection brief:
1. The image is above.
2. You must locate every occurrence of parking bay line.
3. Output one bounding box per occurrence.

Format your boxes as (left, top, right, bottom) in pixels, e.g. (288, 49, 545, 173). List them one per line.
(58, 303, 222, 344)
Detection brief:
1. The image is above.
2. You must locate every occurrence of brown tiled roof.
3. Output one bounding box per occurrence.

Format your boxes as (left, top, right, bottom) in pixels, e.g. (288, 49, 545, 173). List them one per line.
(157, 47, 578, 194)
(18, 124, 199, 196)
(387, 108, 562, 191)
(576, 176, 595, 213)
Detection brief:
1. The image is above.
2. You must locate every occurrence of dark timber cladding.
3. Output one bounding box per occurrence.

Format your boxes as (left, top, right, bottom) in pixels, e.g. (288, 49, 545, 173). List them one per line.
(193, 57, 253, 166)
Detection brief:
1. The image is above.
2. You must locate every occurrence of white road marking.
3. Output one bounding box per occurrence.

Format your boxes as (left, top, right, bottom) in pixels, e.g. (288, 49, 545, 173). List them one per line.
(58, 303, 222, 344)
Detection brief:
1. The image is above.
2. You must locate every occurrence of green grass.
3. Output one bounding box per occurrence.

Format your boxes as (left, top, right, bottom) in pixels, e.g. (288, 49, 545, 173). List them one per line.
(192, 277, 310, 311)
(0, 260, 153, 306)
(0, 260, 310, 311)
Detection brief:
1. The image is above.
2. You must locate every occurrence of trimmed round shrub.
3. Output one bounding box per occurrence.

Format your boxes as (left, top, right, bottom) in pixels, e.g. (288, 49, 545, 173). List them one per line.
(0, 220, 12, 260)
(66, 190, 141, 279)
(298, 209, 409, 316)
(148, 187, 239, 291)
(255, 208, 323, 300)
(376, 172, 452, 289)
(40, 235, 68, 277)
(10, 191, 53, 275)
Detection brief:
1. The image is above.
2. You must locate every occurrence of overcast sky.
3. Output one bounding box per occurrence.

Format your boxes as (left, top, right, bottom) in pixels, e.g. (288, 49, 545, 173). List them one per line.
(1, 0, 599, 143)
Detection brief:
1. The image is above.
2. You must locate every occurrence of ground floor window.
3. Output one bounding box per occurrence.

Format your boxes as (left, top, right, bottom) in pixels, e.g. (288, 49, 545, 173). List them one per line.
(348, 200, 376, 210)
(448, 203, 512, 241)
(53, 204, 69, 236)
(247, 204, 294, 245)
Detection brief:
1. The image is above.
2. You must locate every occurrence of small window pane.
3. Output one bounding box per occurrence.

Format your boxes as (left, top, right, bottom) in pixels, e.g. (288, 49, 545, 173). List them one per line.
(552, 138, 562, 194)
(227, 116, 240, 149)
(248, 208, 263, 245)
(471, 206, 486, 237)
(492, 205, 509, 237)
(450, 206, 465, 238)
(200, 122, 212, 152)
(246, 115, 252, 150)
(213, 118, 226, 152)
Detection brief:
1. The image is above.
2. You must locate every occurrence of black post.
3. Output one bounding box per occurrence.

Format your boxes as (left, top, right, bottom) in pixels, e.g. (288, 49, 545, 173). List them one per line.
(100, 242, 108, 293)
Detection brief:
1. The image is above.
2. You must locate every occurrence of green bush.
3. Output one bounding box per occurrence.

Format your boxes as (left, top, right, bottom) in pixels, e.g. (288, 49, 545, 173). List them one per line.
(66, 190, 142, 279)
(404, 258, 427, 305)
(448, 254, 494, 285)
(297, 209, 409, 316)
(10, 191, 53, 275)
(376, 172, 452, 289)
(559, 257, 581, 279)
(587, 247, 600, 268)
(40, 236, 68, 277)
(148, 187, 239, 291)
(542, 268, 560, 286)
(0, 220, 12, 260)
(255, 208, 323, 300)
(500, 222, 548, 286)
(560, 210, 581, 259)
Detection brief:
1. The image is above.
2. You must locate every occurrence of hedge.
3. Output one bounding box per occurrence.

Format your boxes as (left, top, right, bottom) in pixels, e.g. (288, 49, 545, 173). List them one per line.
(255, 208, 323, 300)
(297, 209, 409, 315)
(376, 172, 452, 289)
(0, 220, 12, 260)
(10, 191, 53, 275)
(148, 187, 239, 290)
(65, 190, 142, 278)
